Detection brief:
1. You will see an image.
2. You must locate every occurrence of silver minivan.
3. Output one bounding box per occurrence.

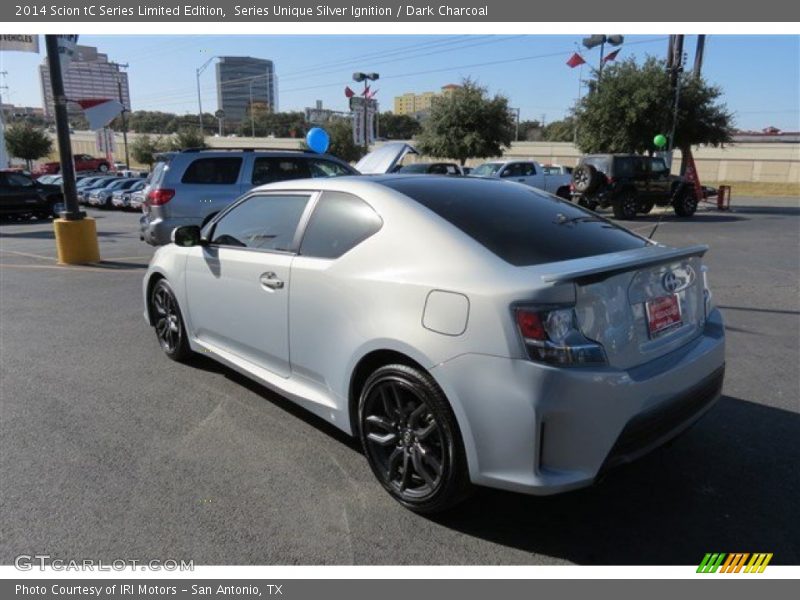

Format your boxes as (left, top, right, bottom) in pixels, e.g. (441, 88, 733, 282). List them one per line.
(139, 148, 357, 245)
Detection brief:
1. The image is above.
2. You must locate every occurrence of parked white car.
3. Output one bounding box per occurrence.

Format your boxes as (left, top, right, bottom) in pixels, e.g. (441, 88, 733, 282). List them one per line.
(471, 159, 572, 198)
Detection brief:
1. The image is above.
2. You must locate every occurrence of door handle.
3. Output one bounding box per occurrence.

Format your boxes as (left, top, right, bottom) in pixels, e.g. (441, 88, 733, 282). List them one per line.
(259, 272, 284, 290)
(517, 178, 526, 182)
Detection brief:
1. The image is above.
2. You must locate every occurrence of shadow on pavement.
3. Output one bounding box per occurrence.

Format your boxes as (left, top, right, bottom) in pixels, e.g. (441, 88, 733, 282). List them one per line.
(180, 347, 800, 565)
(430, 395, 800, 564)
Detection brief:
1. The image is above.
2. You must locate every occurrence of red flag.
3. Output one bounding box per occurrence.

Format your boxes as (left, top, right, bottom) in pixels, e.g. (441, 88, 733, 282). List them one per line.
(566, 52, 585, 68)
(603, 49, 621, 63)
(361, 85, 370, 97)
(344, 86, 355, 98)
(366, 88, 379, 99)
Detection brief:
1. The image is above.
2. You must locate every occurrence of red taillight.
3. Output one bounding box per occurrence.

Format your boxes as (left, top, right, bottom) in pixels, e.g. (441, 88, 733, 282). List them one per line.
(515, 309, 547, 341)
(147, 188, 175, 206)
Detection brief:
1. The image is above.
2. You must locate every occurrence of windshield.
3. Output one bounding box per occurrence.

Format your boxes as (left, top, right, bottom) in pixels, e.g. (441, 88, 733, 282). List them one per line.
(471, 163, 504, 177)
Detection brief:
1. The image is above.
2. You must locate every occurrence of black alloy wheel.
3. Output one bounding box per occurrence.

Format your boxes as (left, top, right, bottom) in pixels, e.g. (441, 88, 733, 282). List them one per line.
(613, 190, 639, 220)
(674, 188, 698, 217)
(359, 364, 471, 513)
(150, 279, 191, 361)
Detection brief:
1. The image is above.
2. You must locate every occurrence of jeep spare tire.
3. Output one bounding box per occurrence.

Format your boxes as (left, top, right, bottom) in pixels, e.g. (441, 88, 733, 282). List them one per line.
(572, 164, 599, 193)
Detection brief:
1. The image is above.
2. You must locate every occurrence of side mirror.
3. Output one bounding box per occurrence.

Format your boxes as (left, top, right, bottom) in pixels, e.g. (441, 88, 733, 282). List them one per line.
(172, 225, 204, 247)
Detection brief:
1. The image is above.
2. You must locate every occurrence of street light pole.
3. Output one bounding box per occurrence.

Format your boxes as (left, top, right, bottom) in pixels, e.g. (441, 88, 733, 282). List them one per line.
(249, 78, 256, 138)
(196, 55, 217, 136)
(353, 72, 379, 155)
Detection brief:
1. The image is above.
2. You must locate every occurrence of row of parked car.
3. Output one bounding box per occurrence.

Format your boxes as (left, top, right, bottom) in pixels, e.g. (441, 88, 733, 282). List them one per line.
(73, 175, 148, 210)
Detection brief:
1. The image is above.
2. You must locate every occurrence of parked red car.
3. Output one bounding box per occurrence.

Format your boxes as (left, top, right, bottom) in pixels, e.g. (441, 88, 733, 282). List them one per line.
(35, 154, 111, 175)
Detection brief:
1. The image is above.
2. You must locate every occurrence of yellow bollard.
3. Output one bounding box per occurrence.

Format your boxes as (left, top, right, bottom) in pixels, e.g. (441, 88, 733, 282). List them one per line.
(53, 217, 101, 265)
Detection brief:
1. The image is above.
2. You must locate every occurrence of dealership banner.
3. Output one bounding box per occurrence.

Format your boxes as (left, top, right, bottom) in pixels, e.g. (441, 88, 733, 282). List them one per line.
(0, 34, 39, 53)
(2, 0, 799, 22)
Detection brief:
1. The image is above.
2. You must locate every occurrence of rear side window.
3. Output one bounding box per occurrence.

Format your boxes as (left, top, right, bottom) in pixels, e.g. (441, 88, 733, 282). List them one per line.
(181, 157, 242, 185)
(252, 157, 352, 186)
(300, 191, 382, 259)
(210, 193, 310, 251)
(582, 157, 610, 174)
(383, 178, 647, 267)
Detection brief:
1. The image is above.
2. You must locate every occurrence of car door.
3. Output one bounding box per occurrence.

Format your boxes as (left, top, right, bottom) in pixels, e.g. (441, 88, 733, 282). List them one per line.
(184, 191, 315, 377)
(648, 157, 672, 201)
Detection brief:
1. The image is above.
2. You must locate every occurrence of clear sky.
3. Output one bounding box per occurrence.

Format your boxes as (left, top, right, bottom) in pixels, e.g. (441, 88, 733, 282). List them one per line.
(1, 34, 798, 131)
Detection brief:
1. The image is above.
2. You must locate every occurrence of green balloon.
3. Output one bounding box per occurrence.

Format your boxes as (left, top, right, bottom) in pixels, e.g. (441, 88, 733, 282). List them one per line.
(653, 134, 667, 147)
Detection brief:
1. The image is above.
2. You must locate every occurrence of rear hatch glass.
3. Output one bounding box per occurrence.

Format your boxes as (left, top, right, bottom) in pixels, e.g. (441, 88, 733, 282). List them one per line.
(383, 177, 647, 267)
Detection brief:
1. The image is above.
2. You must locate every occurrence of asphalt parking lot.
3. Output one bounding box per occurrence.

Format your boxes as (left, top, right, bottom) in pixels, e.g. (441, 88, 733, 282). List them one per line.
(1, 197, 798, 566)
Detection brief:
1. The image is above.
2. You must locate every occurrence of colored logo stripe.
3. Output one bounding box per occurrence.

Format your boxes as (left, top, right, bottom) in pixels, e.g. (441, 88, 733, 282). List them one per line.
(697, 553, 773, 573)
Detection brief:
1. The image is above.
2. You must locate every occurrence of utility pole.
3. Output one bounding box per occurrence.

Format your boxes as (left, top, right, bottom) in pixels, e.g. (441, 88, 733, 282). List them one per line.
(667, 34, 685, 154)
(693, 35, 706, 78)
(110, 61, 130, 169)
(45, 35, 81, 221)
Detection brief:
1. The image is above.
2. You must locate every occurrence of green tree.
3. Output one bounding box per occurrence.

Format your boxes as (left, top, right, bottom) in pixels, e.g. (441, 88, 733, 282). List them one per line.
(542, 118, 577, 142)
(130, 134, 164, 168)
(416, 79, 514, 165)
(4, 122, 53, 170)
(575, 57, 734, 154)
(327, 119, 364, 163)
(166, 128, 206, 151)
(378, 112, 422, 140)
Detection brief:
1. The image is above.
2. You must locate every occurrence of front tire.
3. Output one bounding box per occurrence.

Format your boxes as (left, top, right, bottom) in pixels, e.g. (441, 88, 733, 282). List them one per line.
(150, 279, 192, 362)
(358, 364, 472, 513)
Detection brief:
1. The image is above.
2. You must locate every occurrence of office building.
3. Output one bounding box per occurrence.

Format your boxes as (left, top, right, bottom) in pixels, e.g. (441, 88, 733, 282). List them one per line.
(39, 45, 130, 119)
(216, 56, 277, 125)
(393, 84, 460, 116)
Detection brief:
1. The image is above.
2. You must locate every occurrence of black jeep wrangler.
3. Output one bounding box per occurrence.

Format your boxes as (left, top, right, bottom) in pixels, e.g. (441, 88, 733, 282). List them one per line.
(570, 154, 698, 220)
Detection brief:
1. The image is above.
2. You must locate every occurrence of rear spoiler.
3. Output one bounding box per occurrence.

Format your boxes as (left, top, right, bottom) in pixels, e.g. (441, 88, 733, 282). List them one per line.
(540, 244, 709, 284)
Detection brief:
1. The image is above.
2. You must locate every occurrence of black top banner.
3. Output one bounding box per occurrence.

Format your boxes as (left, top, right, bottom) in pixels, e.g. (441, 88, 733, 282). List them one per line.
(4, 0, 800, 22)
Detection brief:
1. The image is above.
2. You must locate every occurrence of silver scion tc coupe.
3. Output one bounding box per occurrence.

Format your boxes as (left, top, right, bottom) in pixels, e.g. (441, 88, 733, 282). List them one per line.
(143, 175, 725, 513)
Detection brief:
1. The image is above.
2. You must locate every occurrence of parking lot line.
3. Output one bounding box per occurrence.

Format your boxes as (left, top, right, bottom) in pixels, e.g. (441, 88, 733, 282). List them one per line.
(0, 263, 144, 273)
(0, 249, 58, 261)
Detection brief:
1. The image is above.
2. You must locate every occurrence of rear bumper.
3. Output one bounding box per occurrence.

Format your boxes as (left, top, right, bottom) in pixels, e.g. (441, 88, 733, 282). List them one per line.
(139, 214, 190, 246)
(430, 308, 726, 495)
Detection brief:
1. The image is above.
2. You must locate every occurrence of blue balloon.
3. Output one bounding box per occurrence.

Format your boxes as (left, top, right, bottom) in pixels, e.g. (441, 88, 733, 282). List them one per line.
(306, 127, 330, 154)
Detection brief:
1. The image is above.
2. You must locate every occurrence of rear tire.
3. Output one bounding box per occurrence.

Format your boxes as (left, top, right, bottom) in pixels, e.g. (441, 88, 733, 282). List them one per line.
(673, 188, 698, 217)
(613, 190, 638, 220)
(149, 279, 192, 362)
(358, 364, 472, 514)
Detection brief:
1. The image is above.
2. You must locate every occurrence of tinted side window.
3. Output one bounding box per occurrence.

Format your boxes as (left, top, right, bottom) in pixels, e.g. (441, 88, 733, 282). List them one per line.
(299, 191, 382, 259)
(521, 162, 536, 176)
(613, 157, 636, 178)
(211, 194, 310, 251)
(251, 157, 352, 186)
(383, 178, 647, 267)
(181, 157, 242, 184)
